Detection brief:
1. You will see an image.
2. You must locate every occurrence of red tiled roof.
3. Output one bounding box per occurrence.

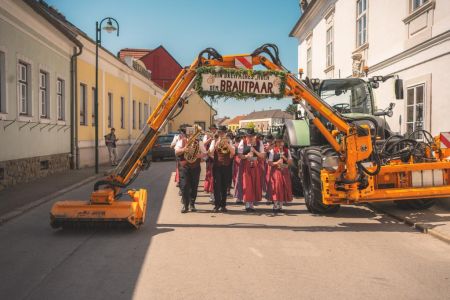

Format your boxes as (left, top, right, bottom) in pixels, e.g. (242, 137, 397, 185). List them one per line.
(227, 115, 246, 124)
(118, 48, 153, 60)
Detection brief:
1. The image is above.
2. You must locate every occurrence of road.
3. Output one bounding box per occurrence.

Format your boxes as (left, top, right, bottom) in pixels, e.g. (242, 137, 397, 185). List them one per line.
(0, 161, 449, 300)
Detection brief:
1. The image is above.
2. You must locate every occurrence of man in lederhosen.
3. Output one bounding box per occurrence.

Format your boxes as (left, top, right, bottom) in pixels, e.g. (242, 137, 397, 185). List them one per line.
(209, 125, 235, 212)
(175, 127, 207, 213)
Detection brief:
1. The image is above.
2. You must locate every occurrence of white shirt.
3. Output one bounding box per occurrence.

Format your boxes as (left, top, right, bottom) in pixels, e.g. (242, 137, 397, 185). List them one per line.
(268, 148, 292, 161)
(208, 139, 234, 153)
(174, 138, 207, 154)
(237, 140, 263, 154)
(170, 134, 180, 148)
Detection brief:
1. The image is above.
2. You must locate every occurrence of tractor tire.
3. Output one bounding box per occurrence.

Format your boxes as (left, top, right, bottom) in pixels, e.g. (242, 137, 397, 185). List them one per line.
(394, 199, 436, 210)
(301, 146, 340, 214)
(290, 157, 303, 197)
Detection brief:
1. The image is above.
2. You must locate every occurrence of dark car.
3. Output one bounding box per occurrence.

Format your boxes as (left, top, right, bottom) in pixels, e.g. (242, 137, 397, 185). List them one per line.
(148, 134, 176, 161)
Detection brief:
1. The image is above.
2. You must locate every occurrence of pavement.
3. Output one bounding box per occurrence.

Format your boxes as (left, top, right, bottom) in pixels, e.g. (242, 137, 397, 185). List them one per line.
(0, 161, 449, 299)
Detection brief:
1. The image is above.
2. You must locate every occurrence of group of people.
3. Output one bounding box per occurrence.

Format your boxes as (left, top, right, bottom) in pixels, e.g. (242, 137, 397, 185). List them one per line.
(171, 124, 294, 214)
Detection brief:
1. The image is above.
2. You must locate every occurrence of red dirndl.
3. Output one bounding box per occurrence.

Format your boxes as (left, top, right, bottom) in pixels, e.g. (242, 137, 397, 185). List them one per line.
(203, 159, 214, 193)
(175, 160, 179, 182)
(241, 158, 262, 202)
(269, 166, 293, 202)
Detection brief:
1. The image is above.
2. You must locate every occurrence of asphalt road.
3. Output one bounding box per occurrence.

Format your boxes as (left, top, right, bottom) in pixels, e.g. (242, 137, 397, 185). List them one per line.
(0, 161, 449, 300)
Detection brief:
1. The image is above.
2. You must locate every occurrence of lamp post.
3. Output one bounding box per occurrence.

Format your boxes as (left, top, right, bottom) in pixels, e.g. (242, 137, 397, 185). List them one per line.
(95, 17, 119, 173)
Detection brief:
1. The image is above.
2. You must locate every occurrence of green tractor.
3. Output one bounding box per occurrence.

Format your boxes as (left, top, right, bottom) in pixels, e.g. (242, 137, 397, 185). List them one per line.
(284, 76, 405, 213)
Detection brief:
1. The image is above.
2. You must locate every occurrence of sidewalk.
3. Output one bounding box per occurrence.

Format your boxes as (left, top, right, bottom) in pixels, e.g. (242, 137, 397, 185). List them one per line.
(0, 165, 112, 222)
(370, 199, 450, 244)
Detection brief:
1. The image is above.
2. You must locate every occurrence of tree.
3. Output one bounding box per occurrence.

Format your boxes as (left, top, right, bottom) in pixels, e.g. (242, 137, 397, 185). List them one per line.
(247, 122, 255, 129)
(285, 104, 297, 115)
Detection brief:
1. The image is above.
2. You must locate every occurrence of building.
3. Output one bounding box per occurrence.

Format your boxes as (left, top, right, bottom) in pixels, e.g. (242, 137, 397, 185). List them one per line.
(214, 117, 230, 127)
(119, 47, 216, 133)
(290, 0, 450, 135)
(239, 109, 293, 132)
(227, 115, 246, 132)
(0, 0, 80, 190)
(119, 46, 183, 91)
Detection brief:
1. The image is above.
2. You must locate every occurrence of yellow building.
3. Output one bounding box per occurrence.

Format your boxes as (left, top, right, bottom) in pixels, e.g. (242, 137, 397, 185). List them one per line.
(75, 36, 165, 167)
(227, 115, 246, 132)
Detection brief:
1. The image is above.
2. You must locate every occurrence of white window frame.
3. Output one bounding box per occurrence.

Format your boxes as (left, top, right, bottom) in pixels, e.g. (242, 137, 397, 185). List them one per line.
(306, 47, 312, 78)
(39, 70, 50, 119)
(411, 0, 429, 11)
(356, 0, 368, 47)
(326, 27, 334, 68)
(18, 61, 31, 116)
(120, 96, 125, 129)
(108, 92, 113, 128)
(144, 103, 148, 125)
(56, 78, 64, 121)
(406, 83, 426, 138)
(80, 83, 87, 125)
(0, 49, 6, 115)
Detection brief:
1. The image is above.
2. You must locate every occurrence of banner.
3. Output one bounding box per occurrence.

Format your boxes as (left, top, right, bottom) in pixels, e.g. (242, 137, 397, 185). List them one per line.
(194, 67, 286, 100)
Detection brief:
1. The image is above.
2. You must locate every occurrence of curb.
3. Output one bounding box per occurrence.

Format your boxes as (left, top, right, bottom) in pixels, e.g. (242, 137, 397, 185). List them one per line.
(0, 174, 103, 226)
(368, 204, 450, 245)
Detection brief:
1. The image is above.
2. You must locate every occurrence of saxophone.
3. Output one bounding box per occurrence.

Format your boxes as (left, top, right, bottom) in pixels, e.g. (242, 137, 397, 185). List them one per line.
(184, 126, 203, 164)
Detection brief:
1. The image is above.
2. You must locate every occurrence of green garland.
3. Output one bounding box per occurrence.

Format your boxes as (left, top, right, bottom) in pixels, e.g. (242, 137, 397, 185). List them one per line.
(194, 66, 287, 101)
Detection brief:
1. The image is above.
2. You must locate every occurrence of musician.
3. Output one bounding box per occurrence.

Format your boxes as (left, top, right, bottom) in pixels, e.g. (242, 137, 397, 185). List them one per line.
(268, 134, 293, 212)
(175, 127, 207, 213)
(226, 131, 235, 196)
(209, 126, 235, 212)
(264, 134, 274, 203)
(203, 125, 218, 202)
(237, 128, 265, 212)
(171, 126, 186, 193)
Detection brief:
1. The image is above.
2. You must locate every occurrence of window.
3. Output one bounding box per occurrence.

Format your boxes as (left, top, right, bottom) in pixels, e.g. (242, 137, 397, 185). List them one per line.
(91, 87, 96, 125)
(411, 0, 429, 11)
(80, 83, 87, 125)
(57, 79, 64, 120)
(132, 100, 136, 129)
(120, 97, 125, 129)
(0, 51, 5, 113)
(144, 103, 148, 124)
(326, 26, 334, 67)
(406, 84, 425, 138)
(306, 47, 312, 78)
(108, 92, 113, 128)
(356, 0, 368, 47)
(18, 61, 30, 115)
(139, 102, 142, 129)
(39, 71, 49, 118)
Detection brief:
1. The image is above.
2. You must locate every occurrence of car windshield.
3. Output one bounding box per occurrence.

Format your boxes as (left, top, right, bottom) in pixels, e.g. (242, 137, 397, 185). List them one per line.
(320, 79, 372, 114)
(157, 135, 174, 144)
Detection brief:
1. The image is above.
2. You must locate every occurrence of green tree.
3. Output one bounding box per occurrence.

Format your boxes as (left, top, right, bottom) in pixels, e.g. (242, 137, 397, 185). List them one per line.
(247, 122, 255, 129)
(285, 104, 297, 115)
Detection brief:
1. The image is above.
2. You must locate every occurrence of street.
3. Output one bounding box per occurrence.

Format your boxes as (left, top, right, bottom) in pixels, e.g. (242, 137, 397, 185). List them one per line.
(0, 161, 449, 300)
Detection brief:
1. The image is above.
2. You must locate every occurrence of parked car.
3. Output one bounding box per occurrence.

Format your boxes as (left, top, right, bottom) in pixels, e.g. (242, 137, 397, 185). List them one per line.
(148, 134, 176, 161)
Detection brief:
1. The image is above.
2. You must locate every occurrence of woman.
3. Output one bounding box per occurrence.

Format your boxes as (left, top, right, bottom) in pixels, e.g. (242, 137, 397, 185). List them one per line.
(237, 129, 265, 212)
(263, 134, 274, 203)
(268, 134, 293, 212)
(233, 134, 244, 204)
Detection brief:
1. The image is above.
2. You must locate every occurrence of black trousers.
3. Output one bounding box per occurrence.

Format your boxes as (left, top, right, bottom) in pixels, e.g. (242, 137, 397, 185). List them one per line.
(227, 163, 233, 188)
(213, 164, 231, 208)
(179, 165, 201, 206)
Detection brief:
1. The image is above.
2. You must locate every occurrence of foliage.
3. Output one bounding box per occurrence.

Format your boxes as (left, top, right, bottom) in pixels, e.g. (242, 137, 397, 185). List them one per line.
(194, 66, 287, 101)
(285, 104, 298, 115)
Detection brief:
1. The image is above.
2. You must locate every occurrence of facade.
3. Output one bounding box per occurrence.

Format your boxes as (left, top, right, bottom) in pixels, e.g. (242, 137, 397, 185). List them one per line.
(0, 0, 78, 189)
(239, 109, 293, 132)
(290, 0, 450, 135)
(227, 115, 246, 132)
(119, 46, 183, 90)
(167, 92, 217, 132)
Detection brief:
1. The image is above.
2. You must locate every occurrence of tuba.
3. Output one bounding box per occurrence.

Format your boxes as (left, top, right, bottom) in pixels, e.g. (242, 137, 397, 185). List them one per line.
(184, 126, 203, 164)
(217, 136, 230, 154)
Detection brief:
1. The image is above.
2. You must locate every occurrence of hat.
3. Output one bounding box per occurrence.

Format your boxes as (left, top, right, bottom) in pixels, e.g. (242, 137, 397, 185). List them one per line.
(245, 128, 256, 136)
(209, 124, 218, 130)
(265, 133, 274, 141)
(218, 125, 227, 132)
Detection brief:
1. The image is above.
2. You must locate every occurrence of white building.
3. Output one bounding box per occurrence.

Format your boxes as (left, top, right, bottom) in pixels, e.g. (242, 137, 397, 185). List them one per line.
(290, 0, 450, 136)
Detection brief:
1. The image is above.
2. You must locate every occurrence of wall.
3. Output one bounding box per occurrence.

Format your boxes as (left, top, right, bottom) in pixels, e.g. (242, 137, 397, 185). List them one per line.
(140, 46, 182, 90)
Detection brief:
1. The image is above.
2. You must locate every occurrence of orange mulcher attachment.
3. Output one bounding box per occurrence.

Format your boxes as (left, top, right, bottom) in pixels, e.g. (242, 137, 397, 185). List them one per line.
(50, 185, 147, 229)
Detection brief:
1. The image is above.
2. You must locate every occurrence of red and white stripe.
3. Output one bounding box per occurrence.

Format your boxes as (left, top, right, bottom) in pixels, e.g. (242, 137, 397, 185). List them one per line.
(440, 132, 450, 148)
(234, 56, 253, 69)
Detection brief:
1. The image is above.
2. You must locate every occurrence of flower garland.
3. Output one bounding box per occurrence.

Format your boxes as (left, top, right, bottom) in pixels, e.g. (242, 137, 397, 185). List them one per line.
(194, 66, 287, 101)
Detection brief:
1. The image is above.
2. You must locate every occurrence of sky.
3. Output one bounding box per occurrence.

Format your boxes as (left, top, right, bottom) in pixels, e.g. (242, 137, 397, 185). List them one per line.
(46, 0, 301, 118)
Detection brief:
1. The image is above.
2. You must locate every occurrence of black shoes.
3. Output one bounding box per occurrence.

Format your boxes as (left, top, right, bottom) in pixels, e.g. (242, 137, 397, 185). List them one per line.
(212, 207, 220, 213)
(245, 207, 255, 213)
(181, 205, 188, 213)
(219, 207, 228, 213)
(189, 204, 197, 212)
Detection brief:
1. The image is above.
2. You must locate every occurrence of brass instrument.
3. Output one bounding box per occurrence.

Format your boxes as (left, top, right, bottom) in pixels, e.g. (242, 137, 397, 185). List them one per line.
(184, 126, 203, 163)
(217, 136, 230, 154)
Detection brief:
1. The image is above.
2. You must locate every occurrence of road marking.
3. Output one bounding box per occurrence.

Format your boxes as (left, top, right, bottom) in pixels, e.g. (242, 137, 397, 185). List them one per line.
(249, 247, 263, 258)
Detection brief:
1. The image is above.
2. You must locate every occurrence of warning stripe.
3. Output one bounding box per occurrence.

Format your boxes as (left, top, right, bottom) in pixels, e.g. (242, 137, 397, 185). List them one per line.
(440, 132, 450, 148)
(235, 56, 253, 69)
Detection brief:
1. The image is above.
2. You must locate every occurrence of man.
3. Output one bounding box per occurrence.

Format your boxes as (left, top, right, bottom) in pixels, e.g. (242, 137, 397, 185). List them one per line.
(203, 124, 218, 202)
(209, 126, 235, 212)
(175, 127, 207, 213)
(105, 128, 118, 166)
(171, 126, 186, 192)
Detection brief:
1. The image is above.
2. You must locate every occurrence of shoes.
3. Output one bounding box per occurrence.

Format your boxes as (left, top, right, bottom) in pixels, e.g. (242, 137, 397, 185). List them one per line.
(245, 207, 255, 213)
(178, 190, 182, 196)
(219, 207, 228, 213)
(181, 205, 188, 213)
(212, 207, 220, 213)
(235, 200, 243, 204)
(189, 204, 197, 212)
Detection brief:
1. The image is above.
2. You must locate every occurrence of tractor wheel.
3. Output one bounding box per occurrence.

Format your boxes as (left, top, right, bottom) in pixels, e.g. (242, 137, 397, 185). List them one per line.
(394, 199, 436, 210)
(290, 157, 303, 197)
(301, 146, 340, 214)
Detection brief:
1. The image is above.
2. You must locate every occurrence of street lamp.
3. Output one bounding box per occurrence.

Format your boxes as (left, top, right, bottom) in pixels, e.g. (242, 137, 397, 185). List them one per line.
(95, 17, 119, 174)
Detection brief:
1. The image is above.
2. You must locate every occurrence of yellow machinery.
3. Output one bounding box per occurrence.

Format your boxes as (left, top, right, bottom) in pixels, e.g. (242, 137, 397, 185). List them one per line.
(50, 44, 450, 228)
